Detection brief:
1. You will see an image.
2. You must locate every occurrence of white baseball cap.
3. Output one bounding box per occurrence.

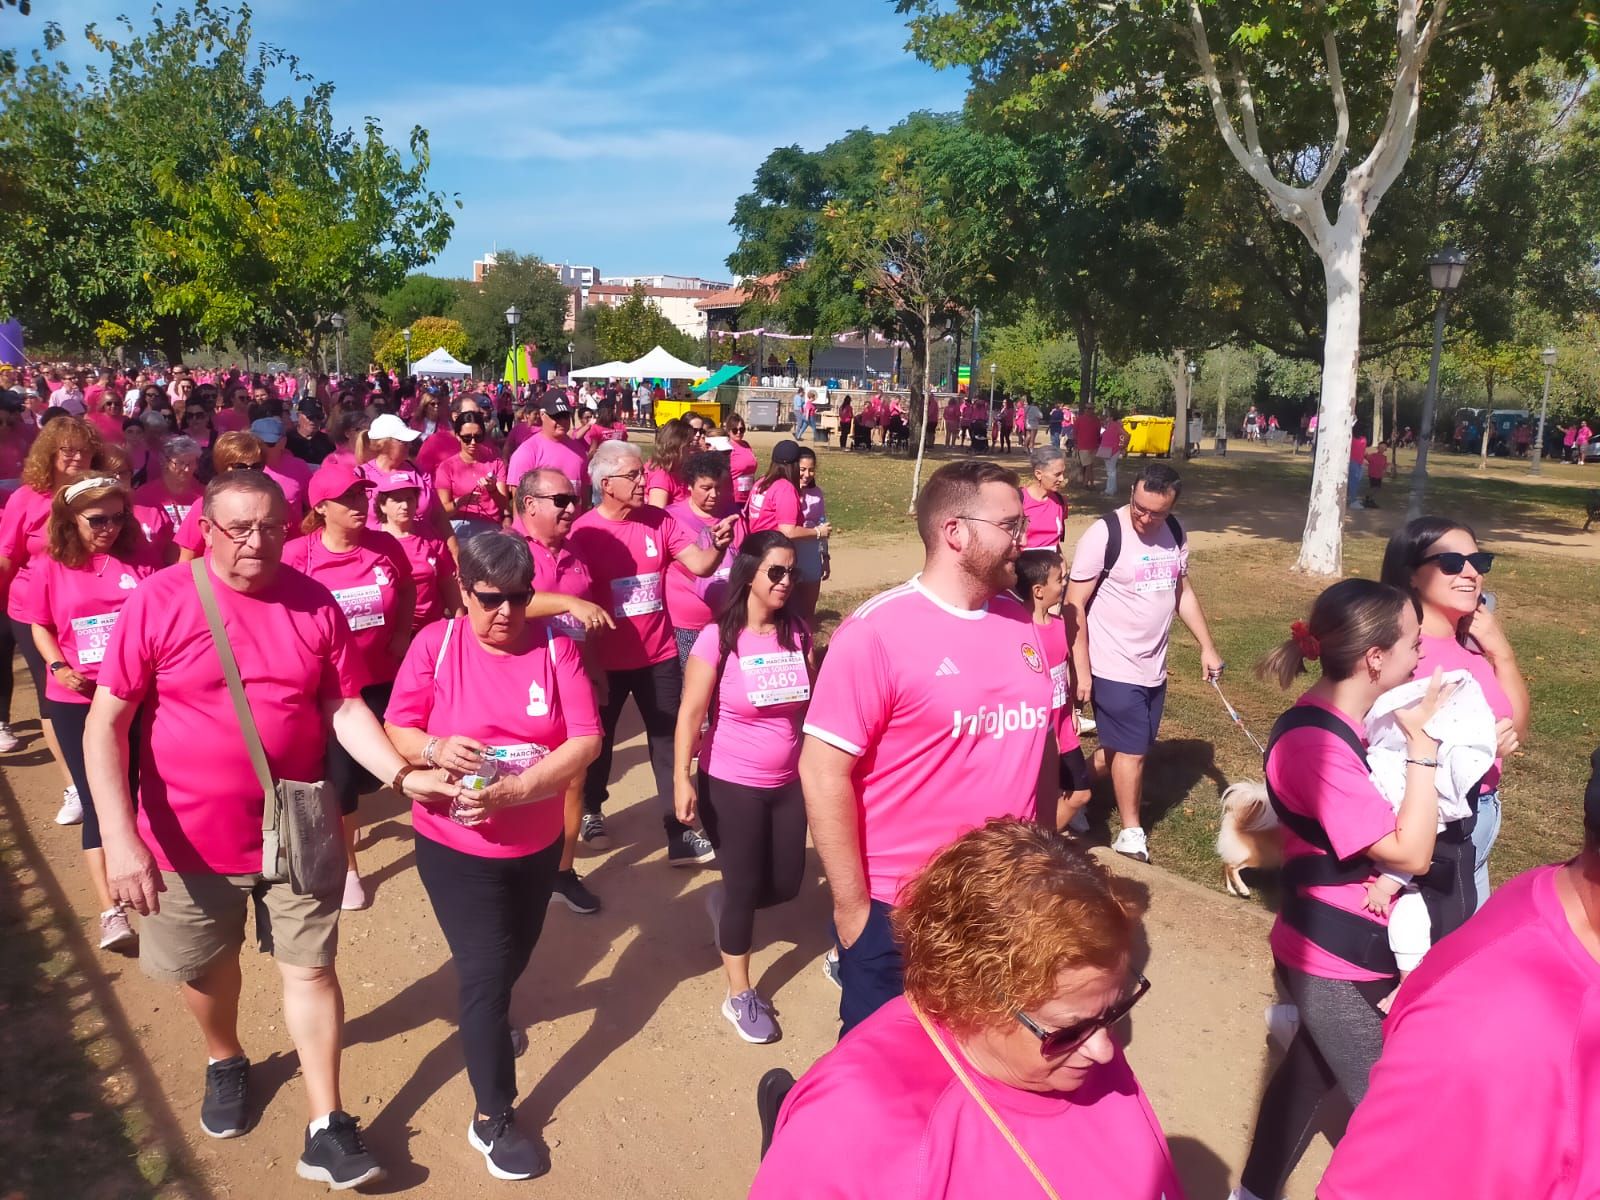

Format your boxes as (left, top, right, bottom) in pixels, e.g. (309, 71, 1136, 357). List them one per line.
(368, 412, 421, 442)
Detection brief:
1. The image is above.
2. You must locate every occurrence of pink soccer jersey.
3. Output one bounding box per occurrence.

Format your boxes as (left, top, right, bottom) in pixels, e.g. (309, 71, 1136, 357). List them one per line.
(803, 577, 1054, 905)
(1034, 613, 1079, 754)
(1068, 506, 1188, 687)
(567, 504, 696, 672)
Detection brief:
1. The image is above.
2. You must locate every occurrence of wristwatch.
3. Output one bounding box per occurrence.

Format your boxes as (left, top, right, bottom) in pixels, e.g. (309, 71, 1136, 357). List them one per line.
(48, 660, 67, 675)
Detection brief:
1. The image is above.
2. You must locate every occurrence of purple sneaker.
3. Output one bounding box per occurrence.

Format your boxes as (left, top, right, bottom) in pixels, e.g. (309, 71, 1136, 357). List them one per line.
(721, 989, 780, 1044)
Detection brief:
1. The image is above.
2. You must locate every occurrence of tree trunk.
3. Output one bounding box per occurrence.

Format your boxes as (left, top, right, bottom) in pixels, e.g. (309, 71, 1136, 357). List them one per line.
(1076, 317, 1097, 410)
(1292, 235, 1362, 576)
(1371, 377, 1385, 445)
(908, 314, 935, 513)
(1215, 353, 1230, 444)
(1477, 374, 1494, 469)
(156, 316, 187, 367)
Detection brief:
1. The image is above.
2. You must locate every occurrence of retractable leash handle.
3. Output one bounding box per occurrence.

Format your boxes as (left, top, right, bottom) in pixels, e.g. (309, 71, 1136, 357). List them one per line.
(1210, 677, 1266, 756)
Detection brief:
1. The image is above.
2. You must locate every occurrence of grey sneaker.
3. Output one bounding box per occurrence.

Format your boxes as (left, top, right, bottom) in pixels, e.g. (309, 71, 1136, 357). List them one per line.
(98, 907, 136, 950)
(820, 946, 842, 990)
(668, 828, 716, 867)
(721, 989, 780, 1044)
(578, 812, 610, 849)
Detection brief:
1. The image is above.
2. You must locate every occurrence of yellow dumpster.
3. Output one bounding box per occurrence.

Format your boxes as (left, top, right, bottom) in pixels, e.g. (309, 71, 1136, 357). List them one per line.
(1122, 415, 1175, 457)
(653, 399, 722, 427)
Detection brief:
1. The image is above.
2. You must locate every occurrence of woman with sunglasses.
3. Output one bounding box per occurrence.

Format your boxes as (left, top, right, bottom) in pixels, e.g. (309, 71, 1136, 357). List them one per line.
(181, 405, 214, 453)
(754, 819, 1177, 1197)
(435, 412, 508, 541)
(1381, 517, 1528, 909)
(383, 532, 601, 1181)
(173, 432, 277, 561)
(674, 530, 812, 1044)
(32, 473, 160, 949)
(722, 415, 759, 507)
(285, 464, 415, 911)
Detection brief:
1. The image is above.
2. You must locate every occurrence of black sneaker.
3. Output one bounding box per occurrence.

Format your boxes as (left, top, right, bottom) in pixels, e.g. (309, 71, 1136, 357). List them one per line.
(667, 828, 716, 867)
(757, 1068, 797, 1159)
(578, 812, 610, 849)
(296, 1111, 384, 1190)
(549, 868, 601, 914)
(468, 1110, 548, 1181)
(200, 1055, 250, 1139)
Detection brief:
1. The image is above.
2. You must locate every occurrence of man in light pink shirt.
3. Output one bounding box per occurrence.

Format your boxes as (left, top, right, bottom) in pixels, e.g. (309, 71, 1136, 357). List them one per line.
(1065, 462, 1221, 865)
(801, 459, 1053, 1034)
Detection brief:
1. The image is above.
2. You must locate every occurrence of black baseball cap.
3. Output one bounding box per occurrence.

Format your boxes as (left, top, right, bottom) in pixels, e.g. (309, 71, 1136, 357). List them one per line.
(540, 393, 574, 419)
(771, 439, 801, 465)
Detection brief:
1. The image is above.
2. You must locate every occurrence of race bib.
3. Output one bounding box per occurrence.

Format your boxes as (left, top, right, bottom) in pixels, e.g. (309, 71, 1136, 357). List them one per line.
(741, 649, 810, 707)
(1131, 553, 1180, 595)
(611, 572, 663, 618)
(550, 612, 587, 642)
(1050, 661, 1069, 711)
(486, 741, 551, 777)
(70, 612, 118, 665)
(332, 583, 385, 631)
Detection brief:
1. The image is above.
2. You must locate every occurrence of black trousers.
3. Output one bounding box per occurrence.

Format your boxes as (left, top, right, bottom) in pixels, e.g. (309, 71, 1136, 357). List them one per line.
(698, 773, 806, 956)
(46, 698, 141, 852)
(9, 615, 45, 704)
(324, 682, 393, 816)
(415, 832, 560, 1117)
(582, 657, 686, 840)
(0, 615, 14, 724)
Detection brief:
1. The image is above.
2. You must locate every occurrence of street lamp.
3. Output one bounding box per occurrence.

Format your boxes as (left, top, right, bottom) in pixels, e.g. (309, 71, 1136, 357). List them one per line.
(1182, 357, 1197, 459)
(402, 326, 412, 377)
(505, 306, 522, 396)
(567, 341, 575, 379)
(1407, 245, 1468, 517)
(329, 312, 346, 378)
(1531, 345, 1557, 476)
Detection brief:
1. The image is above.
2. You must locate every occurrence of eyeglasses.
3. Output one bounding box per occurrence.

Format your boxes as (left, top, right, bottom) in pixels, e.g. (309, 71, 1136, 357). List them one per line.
(458, 433, 483, 443)
(225, 460, 263, 471)
(958, 515, 1027, 545)
(532, 493, 577, 509)
(471, 588, 531, 610)
(606, 469, 644, 483)
(1420, 550, 1494, 576)
(1130, 496, 1174, 521)
(215, 522, 287, 544)
(764, 564, 798, 583)
(81, 511, 128, 531)
(1014, 973, 1150, 1058)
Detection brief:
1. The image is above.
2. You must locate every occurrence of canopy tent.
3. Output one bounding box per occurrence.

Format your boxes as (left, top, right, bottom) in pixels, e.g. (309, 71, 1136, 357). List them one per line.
(569, 360, 631, 379)
(621, 345, 705, 380)
(690, 363, 748, 395)
(412, 347, 473, 378)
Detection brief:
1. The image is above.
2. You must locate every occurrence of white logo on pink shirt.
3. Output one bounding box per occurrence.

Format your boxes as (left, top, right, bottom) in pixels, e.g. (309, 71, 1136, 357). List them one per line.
(117, 572, 137, 590)
(373, 565, 390, 586)
(644, 534, 659, 558)
(949, 702, 1049, 741)
(526, 678, 548, 717)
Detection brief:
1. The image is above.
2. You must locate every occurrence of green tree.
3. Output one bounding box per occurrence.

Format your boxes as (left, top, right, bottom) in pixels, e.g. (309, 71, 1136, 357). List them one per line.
(592, 285, 704, 364)
(987, 305, 1080, 404)
(371, 315, 471, 373)
(380, 274, 458, 329)
(453, 252, 570, 371)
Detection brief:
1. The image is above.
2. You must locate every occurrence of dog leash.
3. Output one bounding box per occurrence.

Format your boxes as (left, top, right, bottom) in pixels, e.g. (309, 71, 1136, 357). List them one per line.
(1210, 675, 1266, 756)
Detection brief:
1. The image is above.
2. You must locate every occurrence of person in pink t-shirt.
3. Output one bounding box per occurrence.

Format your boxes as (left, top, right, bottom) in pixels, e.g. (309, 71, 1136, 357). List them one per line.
(434, 411, 508, 540)
(674, 531, 815, 1044)
(723, 414, 759, 506)
(1380, 516, 1529, 910)
(86, 471, 455, 1188)
(792, 447, 830, 623)
(567, 440, 733, 860)
(746, 441, 832, 551)
(1232, 580, 1453, 1200)
(666, 452, 746, 666)
(99, 444, 176, 564)
(135, 435, 204, 531)
(506, 393, 588, 524)
(754, 820, 1180, 1200)
(644, 418, 693, 508)
(1019, 445, 1068, 552)
(1014, 551, 1091, 834)
(1072, 401, 1102, 488)
(382, 532, 600, 1181)
(943, 397, 961, 446)
(1319, 769, 1600, 1200)
(251, 416, 312, 527)
(30, 474, 160, 949)
(802, 459, 1054, 1034)
(372, 469, 457, 632)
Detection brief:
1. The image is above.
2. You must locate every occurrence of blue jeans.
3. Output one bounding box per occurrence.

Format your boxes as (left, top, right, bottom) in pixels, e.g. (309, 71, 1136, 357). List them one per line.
(1347, 460, 1364, 506)
(794, 414, 812, 438)
(1470, 789, 1501, 910)
(835, 899, 902, 1039)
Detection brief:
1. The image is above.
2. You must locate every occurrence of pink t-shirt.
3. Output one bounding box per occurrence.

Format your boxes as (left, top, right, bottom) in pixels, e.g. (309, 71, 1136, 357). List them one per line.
(433, 449, 506, 522)
(506, 422, 536, 455)
(727, 440, 759, 504)
(1416, 631, 1512, 791)
(281, 529, 411, 689)
(526, 536, 593, 644)
(1074, 411, 1102, 450)
(663, 502, 735, 634)
(88, 411, 125, 444)
(1266, 696, 1397, 982)
(1019, 486, 1065, 551)
(415, 430, 461, 475)
(213, 408, 248, 434)
(34, 550, 161, 703)
(747, 477, 799, 533)
(1320, 866, 1600, 1200)
(0, 485, 53, 621)
(1068, 507, 1187, 687)
(803, 578, 1053, 905)
(262, 460, 307, 524)
(691, 624, 810, 788)
(1099, 419, 1123, 455)
(388, 530, 452, 630)
(568, 504, 697, 671)
(0, 436, 26, 480)
(752, 996, 1185, 1200)
(583, 422, 628, 449)
(1035, 614, 1079, 754)
(133, 478, 203, 529)
(643, 465, 688, 508)
(97, 561, 358, 874)
(132, 501, 175, 562)
(355, 461, 438, 531)
(385, 617, 599, 859)
(508, 432, 587, 497)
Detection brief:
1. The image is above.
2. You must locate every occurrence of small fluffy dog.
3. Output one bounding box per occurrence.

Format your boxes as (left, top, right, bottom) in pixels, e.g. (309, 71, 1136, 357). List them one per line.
(1216, 781, 1280, 898)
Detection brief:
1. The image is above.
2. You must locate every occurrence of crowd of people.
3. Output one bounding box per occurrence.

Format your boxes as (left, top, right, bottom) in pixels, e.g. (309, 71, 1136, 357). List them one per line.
(0, 356, 1593, 1197)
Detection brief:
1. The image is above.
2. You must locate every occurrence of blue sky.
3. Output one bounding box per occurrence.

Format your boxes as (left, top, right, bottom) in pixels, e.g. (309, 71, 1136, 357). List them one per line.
(7, 0, 968, 282)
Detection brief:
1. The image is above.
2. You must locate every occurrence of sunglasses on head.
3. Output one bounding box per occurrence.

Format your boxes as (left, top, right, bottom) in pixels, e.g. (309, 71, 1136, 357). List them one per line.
(532, 492, 577, 509)
(82, 511, 128, 530)
(1014, 973, 1151, 1059)
(1420, 550, 1494, 576)
(764, 564, 797, 584)
(471, 587, 531, 610)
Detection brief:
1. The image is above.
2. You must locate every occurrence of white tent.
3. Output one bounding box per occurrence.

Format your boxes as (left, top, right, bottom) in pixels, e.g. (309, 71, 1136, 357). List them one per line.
(411, 347, 473, 378)
(620, 345, 705, 380)
(569, 360, 631, 379)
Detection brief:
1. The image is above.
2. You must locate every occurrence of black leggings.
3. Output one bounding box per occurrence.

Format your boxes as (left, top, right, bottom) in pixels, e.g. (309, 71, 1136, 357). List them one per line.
(0, 615, 14, 724)
(583, 657, 685, 840)
(46, 698, 140, 851)
(698, 773, 806, 956)
(1240, 965, 1394, 1198)
(415, 832, 559, 1117)
(10, 615, 45, 706)
(324, 682, 392, 815)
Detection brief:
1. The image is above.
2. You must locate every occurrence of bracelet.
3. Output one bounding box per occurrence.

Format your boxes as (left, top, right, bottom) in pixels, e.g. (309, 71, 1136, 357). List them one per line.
(1406, 757, 1440, 768)
(391, 764, 417, 794)
(423, 737, 439, 767)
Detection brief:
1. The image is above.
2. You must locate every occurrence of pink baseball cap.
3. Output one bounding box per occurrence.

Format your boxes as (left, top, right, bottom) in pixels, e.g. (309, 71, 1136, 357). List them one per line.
(308, 464, 375, 508)
(372, 469, 423, 495)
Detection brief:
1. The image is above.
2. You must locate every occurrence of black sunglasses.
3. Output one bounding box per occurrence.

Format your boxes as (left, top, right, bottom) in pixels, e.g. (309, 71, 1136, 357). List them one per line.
(1420, 550, 1494, 576)
(226, 460, 263, 471)
(764, 564, 798, 584)
(532, 492, 577, 509)
(1014, 973, 1150, 1058)
(471, 588, 531, 610)
(459, 433, 483, 444)
(83, 511, 129, 530)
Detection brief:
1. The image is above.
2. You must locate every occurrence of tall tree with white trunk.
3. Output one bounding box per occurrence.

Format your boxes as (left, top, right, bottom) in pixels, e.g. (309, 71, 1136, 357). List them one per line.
(899, 0, 1590, 574)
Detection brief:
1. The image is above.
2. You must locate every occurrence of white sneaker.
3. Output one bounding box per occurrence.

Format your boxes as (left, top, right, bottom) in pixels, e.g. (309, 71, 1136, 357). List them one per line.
(340, 869, 368, 911)
(98, 906, 136, 949)
(55, 786, 83, 826)
(1111, 826, 1149, 863)
(0, 722, 18, 752)
(1264, 1003, 1301, 1052)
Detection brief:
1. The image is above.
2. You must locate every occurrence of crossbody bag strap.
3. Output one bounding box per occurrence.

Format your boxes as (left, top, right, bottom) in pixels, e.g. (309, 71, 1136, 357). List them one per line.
(190, 560, 277, 833)
(907, 1000, 1063, 1200)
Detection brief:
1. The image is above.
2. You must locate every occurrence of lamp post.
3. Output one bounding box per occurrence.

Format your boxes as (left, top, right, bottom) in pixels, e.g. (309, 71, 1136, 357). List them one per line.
(1180, 357, 1197, 459)
(1530, 345, 1557, 476)
(1406, 245, 1468, 518)
(988, 361, 996, 411)
(402, 326, 412, 377)
(329, 312, 346, 378)
(505, 305, 522, 399)
(567, 341, 575, 380)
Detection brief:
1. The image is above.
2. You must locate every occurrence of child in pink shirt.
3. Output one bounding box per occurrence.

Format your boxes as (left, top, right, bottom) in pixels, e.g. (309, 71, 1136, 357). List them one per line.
(1015, 551, 1091, 832)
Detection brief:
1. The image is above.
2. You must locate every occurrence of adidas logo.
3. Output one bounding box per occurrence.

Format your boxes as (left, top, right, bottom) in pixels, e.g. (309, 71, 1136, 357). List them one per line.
(935, 657, 960, 677)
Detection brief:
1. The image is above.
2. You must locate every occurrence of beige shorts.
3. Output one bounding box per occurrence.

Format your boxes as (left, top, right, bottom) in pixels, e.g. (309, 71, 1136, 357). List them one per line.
(140, 871, 340, 984)
(1077, 448, 1099, 468)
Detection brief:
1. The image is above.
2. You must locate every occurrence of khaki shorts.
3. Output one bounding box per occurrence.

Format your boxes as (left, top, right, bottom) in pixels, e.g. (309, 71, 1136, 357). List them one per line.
(1077, 448, 1099, 468)
(140, 871, 340, 984)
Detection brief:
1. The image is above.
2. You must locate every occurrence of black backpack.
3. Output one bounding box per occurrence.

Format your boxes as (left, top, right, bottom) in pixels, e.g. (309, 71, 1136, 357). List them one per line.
(1086, 509, 1186, 611)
